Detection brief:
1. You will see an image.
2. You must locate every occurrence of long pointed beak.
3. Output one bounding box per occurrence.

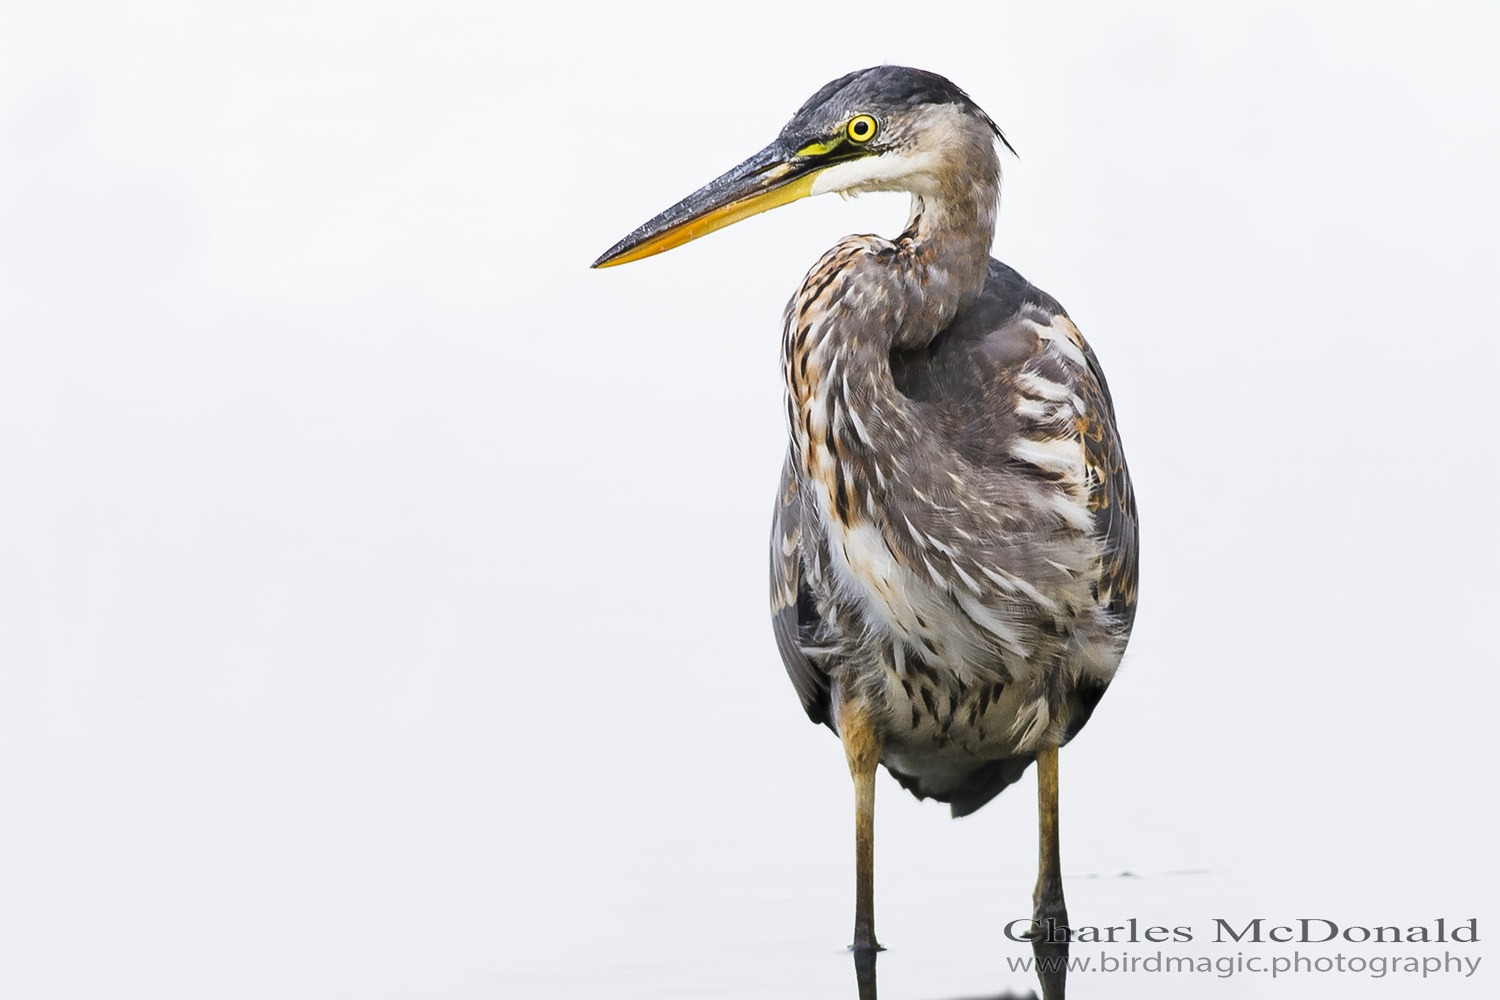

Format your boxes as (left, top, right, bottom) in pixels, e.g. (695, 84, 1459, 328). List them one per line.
(592, 137, 835, 268)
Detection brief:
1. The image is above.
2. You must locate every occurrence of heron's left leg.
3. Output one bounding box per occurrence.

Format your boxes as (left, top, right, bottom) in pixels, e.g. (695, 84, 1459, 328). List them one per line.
(838, 698, 883, 954)
(1031, 745, 1069, 999)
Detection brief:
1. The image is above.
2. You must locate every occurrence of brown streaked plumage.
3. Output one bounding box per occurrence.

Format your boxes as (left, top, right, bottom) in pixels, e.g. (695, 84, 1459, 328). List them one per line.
(594, 66, 1137, 1000)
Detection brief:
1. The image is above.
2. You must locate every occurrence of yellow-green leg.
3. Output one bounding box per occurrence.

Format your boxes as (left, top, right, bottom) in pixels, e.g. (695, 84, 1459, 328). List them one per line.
(1031, 746, 1068, 999)
(839, 699, 883, 954)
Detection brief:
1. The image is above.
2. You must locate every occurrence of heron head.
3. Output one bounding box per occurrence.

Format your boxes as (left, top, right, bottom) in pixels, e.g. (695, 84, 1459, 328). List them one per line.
(592, 66, 1011, 268)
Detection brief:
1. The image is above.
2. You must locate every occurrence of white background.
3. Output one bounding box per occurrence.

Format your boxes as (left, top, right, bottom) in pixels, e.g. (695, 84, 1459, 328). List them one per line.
(2, 2, 1497, 998)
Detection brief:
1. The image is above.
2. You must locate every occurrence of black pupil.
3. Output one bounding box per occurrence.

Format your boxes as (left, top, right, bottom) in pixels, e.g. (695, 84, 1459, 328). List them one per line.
(853, 119, 870, 137)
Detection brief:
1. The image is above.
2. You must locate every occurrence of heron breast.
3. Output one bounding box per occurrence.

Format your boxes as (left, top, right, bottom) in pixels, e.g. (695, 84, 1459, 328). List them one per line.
(827, 518, 930, 636)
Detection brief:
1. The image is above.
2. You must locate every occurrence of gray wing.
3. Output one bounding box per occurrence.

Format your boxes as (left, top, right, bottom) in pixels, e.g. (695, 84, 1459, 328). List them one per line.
(888, 260, 1138, 814)
(768, 458, 832, 727)
(1076, 334, 1140, 632)
(892, 258, 1138, 635)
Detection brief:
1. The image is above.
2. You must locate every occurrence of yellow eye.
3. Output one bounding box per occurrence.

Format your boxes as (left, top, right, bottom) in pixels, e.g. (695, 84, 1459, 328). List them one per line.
(847, 114, 877, 143)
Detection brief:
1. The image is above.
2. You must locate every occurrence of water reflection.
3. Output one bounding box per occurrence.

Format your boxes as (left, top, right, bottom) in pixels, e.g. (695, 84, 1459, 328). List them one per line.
(1027, 923, 1068, 1000)
(852, 948, 877, 1000)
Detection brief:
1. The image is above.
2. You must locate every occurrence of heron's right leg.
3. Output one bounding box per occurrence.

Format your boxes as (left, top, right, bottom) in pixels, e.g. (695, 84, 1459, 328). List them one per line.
(839, 698, 883, 954)
(1031, 745, 1069, 999)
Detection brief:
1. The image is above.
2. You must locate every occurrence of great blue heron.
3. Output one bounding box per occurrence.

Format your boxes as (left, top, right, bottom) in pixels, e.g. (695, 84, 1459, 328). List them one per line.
(593, 66, 1137, 1000)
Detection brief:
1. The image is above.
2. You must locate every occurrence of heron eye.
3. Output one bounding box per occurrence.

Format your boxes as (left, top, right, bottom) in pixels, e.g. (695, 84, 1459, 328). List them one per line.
(847, 115, 877, 143)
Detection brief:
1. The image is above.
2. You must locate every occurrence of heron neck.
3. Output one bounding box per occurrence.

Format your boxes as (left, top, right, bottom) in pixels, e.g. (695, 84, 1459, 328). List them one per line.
(783, 166, 999, 506)
(889, 182, 998, 349)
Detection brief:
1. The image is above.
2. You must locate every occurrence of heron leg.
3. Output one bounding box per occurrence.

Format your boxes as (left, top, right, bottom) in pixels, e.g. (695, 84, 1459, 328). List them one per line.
(839, 698, 883, 954)
(1031, 745, 1068, 999)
